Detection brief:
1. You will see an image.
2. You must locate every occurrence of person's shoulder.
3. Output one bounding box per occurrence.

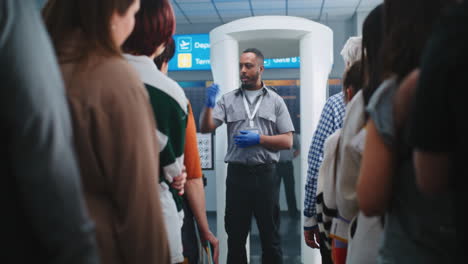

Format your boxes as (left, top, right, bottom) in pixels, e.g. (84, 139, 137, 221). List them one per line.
(222, 88, 241, 99)
(163, 77, 186, 98)
(342, 90, 365, 127)
(154, 70, 180, 89)
(264, 87, 285, 103)
(147, 69, 188, 108)
(93, 56, 141, 85)
(346, 90, 364, 112)
(369, 77, 398, 107)
(327, 92, 345, 105)
(323, 92, 345, 116)
(142, 62, 181, 93)
(265, 86, 280, 97)
(90, 56, 146, 102)
(267, 86, 279, 94)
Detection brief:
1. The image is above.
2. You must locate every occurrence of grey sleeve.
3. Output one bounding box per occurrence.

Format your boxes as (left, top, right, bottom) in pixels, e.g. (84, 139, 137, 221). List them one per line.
(0, 1, 99, 263)
(275, 96, 295, 134)
(366, 79, 398, 147)
(293, 133, 300, 150)
(212, 95, 226, 126)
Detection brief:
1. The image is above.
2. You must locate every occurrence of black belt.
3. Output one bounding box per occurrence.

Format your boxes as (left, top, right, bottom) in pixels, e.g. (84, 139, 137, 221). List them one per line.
(228, 163, 276, 168)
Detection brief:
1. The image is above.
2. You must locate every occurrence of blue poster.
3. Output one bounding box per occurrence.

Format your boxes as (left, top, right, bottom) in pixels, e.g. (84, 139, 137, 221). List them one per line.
(168, 34, 300, 71)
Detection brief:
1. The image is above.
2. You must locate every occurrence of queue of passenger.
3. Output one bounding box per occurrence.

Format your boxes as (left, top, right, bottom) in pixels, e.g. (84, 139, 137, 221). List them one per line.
(305, 0, 463, 263)
(3, 0, 464, 263)
(3, 0, 217, 263)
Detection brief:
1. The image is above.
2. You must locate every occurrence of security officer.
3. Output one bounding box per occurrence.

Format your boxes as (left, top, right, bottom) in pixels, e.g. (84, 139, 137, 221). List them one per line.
(200, 48, 294, 264)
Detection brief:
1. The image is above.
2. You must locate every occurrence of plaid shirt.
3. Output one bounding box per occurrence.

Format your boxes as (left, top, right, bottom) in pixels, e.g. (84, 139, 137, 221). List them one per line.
(304, 92, 345, 229)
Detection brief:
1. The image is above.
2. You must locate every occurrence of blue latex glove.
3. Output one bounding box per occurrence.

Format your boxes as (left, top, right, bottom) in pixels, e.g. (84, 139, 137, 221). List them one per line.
(234, 130, 260, 148)
(205, 83, 220, 108)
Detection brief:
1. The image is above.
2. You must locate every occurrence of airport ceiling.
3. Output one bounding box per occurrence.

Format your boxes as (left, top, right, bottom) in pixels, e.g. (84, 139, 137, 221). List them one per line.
(171, 0, 383, 24)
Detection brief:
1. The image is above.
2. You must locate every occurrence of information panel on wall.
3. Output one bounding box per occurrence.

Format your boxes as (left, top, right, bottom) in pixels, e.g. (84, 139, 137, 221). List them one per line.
(168, 34, 300, 71)
(196, 133, 213, 170)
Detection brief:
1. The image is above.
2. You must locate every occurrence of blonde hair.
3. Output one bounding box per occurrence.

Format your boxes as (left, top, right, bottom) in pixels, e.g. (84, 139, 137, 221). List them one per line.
(340, 36, 362, 68)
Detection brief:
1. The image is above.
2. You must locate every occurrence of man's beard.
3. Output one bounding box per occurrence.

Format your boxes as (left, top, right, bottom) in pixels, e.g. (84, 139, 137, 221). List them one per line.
(241, 72, 260, 89)
(241, 82, 254, 89)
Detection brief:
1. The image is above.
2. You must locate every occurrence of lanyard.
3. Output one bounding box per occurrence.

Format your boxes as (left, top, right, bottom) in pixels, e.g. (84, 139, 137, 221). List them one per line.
(242, 91, 263, 128)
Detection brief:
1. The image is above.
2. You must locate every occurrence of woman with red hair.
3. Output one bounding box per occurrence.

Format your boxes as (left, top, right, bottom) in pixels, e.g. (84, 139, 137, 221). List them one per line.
(122, 0, 193, 263)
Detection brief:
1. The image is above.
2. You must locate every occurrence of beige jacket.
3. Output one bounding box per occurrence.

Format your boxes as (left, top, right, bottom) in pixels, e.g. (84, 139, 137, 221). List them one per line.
(336, 90, 366, 221)
(335, 90, 383, 264)
(60, 54, 171, 264)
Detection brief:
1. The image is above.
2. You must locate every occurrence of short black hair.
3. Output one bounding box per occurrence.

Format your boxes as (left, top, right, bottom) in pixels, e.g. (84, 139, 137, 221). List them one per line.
(242, 48, 264, 65)
(343, 60, 363, 94)
(154, 37, 175, 70)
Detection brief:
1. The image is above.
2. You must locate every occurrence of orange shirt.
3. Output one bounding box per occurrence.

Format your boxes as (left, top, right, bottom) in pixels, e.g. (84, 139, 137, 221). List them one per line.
(184, 102, 203, 179)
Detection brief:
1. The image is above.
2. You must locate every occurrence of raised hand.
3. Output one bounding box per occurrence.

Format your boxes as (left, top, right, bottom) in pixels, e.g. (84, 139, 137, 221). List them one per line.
(205, 83, 220, 108)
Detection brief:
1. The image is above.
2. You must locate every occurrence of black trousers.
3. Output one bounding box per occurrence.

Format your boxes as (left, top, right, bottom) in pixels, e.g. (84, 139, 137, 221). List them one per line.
(181, 196, 198, 264)
(320, 245, 333, 264)
(276, 161, 298, 214)
(225, 163, 283, 264)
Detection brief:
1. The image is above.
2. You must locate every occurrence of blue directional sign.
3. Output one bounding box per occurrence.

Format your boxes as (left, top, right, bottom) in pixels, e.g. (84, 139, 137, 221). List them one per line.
(168, 34, 300, 71)
(177, 36, 193, 52)
(169, 34, 211, 71)
(264, 57, 300, 69)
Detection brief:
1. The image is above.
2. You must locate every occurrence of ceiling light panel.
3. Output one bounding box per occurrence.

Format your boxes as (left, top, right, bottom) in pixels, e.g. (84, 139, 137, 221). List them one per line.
(188, 16, 222, 23)
(178, 2, 217, 15)
(253, 9, 286, 16)
(219, 9, 252, 17)
(213, 0, 248, 2)
(360, 0, 383, 6)
(251, 1, 284, 9)
(322, 0, 360, 20)
(173, 0, 211, 3)
(288, 0, 323, 9)
(175, 16, 190, 24)
(321, 7, 356, 19)
(358, 0, 383, 9)
(288, 8, 321, 18)
(174, 8, 184, 16)
(215, 1, 250, 10)
(324, 0, 360, 8)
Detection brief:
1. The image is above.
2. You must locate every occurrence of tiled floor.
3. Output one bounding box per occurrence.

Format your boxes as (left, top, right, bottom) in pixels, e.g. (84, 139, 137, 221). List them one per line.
(207, 212, 302, 264)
